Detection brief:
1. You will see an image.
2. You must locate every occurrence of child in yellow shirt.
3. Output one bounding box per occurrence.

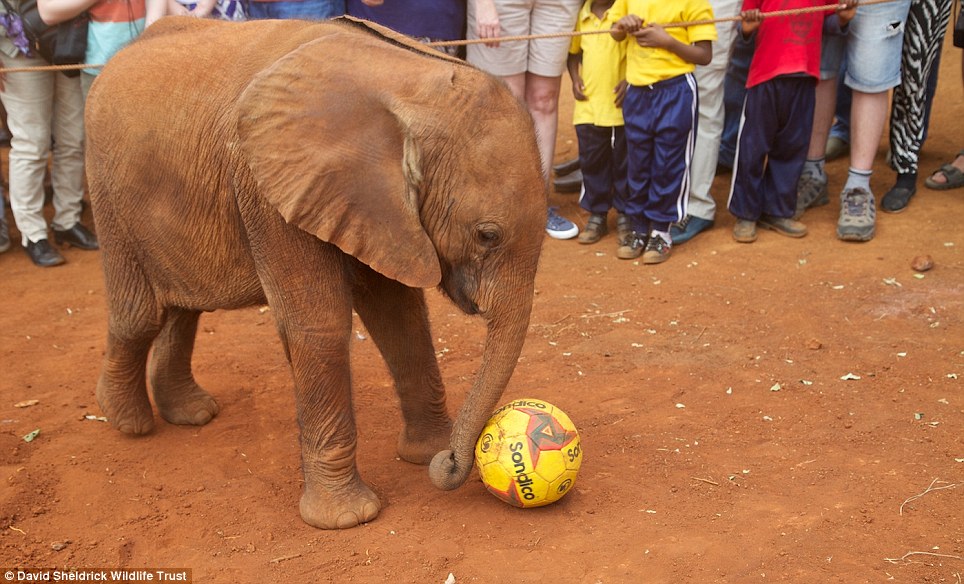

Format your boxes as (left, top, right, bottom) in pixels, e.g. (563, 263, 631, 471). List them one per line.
(610, 0, 716, 264)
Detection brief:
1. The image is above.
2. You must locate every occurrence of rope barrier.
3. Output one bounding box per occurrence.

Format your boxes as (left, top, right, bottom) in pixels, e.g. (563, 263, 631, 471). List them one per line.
(428, 0, 894, 48)
(0, 63, 102, 74)
(0, 0, 895, 74)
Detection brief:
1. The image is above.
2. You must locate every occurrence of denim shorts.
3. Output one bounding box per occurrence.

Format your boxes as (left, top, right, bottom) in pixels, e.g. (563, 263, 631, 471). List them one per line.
(247, 0, 344, 20)
(819, 0, 911, 92)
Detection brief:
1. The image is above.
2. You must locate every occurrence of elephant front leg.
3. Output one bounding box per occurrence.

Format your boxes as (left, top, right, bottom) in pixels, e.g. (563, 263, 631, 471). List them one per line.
(287, 330, 381, 529)
(351, 265, 453, 465)
(149, 308, 220, 426)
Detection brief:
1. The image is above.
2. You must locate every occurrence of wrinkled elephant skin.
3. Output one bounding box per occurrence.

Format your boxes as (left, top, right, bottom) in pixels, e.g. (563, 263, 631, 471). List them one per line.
(85, 16, 547, 529)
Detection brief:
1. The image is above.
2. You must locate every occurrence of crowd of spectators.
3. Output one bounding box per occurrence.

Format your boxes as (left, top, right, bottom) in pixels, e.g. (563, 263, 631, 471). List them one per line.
(0, 0, 960, 267)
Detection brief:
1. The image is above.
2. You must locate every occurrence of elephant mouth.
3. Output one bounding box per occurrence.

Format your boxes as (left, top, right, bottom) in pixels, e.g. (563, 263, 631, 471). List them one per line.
(438, 268, 480, 316)
(441, 286, 479, 315)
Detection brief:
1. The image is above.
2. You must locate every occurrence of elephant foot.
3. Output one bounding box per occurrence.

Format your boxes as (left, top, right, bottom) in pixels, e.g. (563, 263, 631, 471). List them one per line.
(155, 384, 220, 426)
(299, 482, 381, 529)
(96, 377, 155, 435)
(396, 423, 452, 465)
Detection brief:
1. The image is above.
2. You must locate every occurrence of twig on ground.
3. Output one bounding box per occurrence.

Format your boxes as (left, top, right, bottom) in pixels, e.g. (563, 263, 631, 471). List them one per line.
(580, 310, 631, 320)
(899, 477, 960, 516)
(694, 327, 707, 343)
(692, 477, 720, 486)
(883, 551, 963, 564)
(269, 553, 302, 564)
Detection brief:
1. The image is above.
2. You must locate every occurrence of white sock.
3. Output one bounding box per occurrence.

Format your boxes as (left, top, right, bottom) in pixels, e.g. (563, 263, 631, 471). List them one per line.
(844, 168, 872, 192)
(651, 229, 671, 246)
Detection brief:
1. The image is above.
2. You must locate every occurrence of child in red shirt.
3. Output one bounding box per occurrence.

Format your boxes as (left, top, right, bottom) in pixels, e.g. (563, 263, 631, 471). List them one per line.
(726, 0, 855, 243)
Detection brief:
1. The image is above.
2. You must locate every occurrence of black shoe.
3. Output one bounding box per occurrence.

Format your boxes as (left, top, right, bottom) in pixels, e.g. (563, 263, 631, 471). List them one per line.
(553, 169, 583, 193)
(881, 185, 916, 213)
(577, 213, 608, 244)
(24, 239, 66, 267)
(552, 157, 580, 176)
(53, 223, 99, 250)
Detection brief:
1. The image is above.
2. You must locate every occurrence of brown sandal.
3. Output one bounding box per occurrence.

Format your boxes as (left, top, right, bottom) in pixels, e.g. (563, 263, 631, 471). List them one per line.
(924, 149, 964, 190)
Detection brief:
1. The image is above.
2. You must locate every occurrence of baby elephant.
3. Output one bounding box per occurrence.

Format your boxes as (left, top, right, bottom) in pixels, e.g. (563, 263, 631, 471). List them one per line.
(85, 16, 547, 529)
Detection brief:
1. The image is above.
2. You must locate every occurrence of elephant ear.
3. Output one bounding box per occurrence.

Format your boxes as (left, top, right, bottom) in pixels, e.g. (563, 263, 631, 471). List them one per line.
(235, 34, 441, 289)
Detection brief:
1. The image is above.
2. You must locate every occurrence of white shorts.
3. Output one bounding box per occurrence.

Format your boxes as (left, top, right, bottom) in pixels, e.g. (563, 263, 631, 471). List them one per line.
(466, 0, 582, 78)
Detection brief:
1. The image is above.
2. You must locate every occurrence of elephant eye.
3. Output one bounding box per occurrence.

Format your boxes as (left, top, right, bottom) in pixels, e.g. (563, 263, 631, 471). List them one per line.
(476, 223, 503, 247)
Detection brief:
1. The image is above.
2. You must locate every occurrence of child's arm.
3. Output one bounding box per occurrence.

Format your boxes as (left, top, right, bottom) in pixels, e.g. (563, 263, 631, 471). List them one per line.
(740, 9, 762, 37)
(632, 25, 712, 66)
(567, 52, 588, 101)
(611, 15, 643, 41)
(836, 0, 857, 26)
(614, 79, 628, 108)
(823, 0, 857, 35)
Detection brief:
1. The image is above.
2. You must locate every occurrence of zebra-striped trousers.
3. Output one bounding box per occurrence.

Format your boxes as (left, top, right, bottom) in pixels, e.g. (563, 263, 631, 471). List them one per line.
(889, 0, 954, 175)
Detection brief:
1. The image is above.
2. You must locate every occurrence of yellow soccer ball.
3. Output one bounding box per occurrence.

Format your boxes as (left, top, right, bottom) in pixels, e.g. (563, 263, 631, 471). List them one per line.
(475, 398, 582, 508)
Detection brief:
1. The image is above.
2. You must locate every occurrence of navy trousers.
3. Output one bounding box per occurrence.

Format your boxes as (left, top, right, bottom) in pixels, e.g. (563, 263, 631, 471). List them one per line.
(728, 75, 816, 221)
(623, 73, 698, 234)
(576, 124, 628, 215)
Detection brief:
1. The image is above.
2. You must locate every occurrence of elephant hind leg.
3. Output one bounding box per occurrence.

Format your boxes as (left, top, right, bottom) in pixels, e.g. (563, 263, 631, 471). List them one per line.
(150, 308, 219, 426)
(97, 338, 155, 435)
(97, 315, 160, 436)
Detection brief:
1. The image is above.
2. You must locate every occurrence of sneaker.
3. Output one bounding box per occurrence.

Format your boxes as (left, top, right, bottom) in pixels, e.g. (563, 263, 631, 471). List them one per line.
(578, 213, 607, 244)
(758, 214, 807, 238)
(794, 172, 829, 220)
(670, 215, 714, 245)
(0, 217, 9, 254)
(825, 136, 849, 161)
(546, 207, 578, 240)
(615, 213, 632, 247)
(732, 219, 757, 243)
(836, 187, 876, 242)
(642, 233, 671, 264)
(616, 231, 646, 259)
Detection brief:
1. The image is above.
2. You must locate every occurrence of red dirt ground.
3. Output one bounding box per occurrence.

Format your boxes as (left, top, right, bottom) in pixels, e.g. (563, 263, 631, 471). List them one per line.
(1, 37, 962, 584)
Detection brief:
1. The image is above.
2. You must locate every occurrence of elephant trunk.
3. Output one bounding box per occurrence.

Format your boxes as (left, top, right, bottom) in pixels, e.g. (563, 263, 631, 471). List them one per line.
(429, 293, 533, 491)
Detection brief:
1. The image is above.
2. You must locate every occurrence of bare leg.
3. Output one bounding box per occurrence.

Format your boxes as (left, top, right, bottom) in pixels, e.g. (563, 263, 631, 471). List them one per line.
(524, 72, 563, 180)
(499, 72, 562, 180)
(807, 77, 839, 160)
(150, 307, 219, 426)
(351, 264, 452, 465)
(849, 90, 889, 172)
